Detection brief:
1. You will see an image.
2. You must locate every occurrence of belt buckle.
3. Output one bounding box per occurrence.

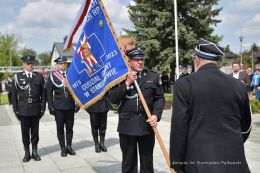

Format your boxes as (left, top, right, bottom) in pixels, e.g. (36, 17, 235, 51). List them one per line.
(28, 98, 32, 103)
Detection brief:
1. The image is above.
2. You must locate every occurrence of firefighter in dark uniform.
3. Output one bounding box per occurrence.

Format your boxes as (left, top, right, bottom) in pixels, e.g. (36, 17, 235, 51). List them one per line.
(170, 39, 252, 173)
(12, 55, 46, 162)
(86, 94, 110, 153)
(47, 56, 77, 157)
(109, 47, 165, 173)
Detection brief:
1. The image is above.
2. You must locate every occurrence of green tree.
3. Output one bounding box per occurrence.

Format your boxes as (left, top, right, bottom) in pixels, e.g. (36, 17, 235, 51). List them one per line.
(38, 51, 51, 65)
(0, 32, 22, 66)
(128, 0, 222, 70)
(251, 43, 259, 52)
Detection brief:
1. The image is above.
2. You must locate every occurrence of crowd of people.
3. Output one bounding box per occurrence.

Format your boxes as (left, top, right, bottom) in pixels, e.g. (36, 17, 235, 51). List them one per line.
(159, 60, 260, 102)
(0, 39, 254, 173)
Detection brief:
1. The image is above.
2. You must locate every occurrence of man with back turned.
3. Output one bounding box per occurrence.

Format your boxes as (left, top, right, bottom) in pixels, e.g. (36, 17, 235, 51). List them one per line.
(170, 39, 251, 173)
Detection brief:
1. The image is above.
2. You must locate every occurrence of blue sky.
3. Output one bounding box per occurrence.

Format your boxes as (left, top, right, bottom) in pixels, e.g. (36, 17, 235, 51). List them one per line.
(0, 0, 259, 54)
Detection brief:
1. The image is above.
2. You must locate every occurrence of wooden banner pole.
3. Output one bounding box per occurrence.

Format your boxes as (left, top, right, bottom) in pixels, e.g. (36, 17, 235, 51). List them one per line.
(134, 81, 175, 173)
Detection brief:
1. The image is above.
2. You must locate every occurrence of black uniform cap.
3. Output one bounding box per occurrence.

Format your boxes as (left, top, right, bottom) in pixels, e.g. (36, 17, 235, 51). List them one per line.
(21, 55, 35, 62)
(54, 56, 67, 63)
(125, 47, 145, 59)
(194, 38, 225, 61)
(179, 65, 184, 69)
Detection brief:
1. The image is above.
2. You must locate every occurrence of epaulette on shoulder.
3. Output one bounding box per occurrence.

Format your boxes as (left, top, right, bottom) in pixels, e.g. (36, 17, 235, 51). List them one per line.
(145, 69, 156, 74)
(16, 72, 23, 76)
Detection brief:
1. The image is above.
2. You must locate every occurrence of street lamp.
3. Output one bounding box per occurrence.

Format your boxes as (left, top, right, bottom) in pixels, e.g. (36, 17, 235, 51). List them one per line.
(9, 49, 12, 67)
(239, 36, 243, 67)
(173, 0, 179, 79)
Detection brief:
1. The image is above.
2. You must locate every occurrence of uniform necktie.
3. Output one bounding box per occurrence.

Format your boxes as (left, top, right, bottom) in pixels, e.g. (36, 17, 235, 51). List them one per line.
(28, 73, 32, 83)
(62, 72, 66, 78)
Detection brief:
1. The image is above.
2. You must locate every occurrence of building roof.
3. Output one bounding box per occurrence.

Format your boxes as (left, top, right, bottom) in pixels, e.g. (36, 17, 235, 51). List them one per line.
(118, 36, 135, 51)
(51, 42, 76, 57)
(224, 51, 239, 59)
(254, 50, 260, 59)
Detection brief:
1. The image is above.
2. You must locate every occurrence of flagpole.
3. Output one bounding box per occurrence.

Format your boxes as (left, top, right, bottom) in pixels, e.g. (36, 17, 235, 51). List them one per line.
(174, 0, 179, 80)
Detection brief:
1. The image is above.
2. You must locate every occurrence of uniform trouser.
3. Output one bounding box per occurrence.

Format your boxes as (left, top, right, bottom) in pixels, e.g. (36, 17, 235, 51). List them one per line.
(89, 112, 107, 137)
(55, 110, 74, 147)
(119, 133, 155, 173)
(162, 83, 168, 93)
(20, 116, 40, 147)
(8, 92, 12, 104)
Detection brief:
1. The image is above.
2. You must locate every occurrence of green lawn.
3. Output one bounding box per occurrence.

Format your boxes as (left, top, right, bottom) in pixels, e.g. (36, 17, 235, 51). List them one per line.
(0, 93, 9, 105)
(164, 93, 260, 114)
(1, 92, 259, 113)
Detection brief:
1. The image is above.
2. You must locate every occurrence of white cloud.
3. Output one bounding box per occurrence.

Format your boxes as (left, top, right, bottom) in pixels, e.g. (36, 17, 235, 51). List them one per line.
(235, 0, 260, 10)
(0, 0, 133, 52)
(236, 13, 260, 37)
(217, 11, 247, 26)
(0, 0, 81, 39)
(0, 6, 15, 15)
(236, 25, 260, 37)
(246, 13, 260, 25)
(103, 0, 133, 32)
(0, 0, 15, 3)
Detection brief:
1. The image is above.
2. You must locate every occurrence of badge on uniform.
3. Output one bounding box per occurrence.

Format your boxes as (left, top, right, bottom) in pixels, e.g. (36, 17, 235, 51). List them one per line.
(65, 91, 68, 98)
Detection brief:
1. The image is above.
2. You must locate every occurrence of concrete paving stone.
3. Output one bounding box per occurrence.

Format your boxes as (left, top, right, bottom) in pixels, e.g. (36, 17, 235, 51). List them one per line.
(61, 166, 96, 173)
(0, 105, 260, 173)
(246, 159, 260, 172)
(0, 167, 24, 173)
(0, 160, 23, 173)
(0, 145, 20, 162)
(52, 155, 87, 170)
(84, 155, 121, 173)
(0, 105, 12, 126)
(23, 160, 59, 173)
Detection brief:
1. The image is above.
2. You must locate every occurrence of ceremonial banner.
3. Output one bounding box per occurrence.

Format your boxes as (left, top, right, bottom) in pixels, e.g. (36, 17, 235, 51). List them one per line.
(65, 0, 129, 108)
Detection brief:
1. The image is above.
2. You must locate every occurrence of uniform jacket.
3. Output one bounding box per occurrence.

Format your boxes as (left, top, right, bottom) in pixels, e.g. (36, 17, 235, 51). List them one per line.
(109, 69, 165, 136)
(170, 63, 251, 173)
(12, 71, 46, 116)
(46, 71, 75, 111)
(230, 71, 251, 87)
(6, 79, 14, 92)
(86, 94, 110, 113)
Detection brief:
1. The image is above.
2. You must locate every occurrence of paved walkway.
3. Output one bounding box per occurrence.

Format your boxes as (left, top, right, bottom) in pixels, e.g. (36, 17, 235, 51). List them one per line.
(0, 105, 259, 173)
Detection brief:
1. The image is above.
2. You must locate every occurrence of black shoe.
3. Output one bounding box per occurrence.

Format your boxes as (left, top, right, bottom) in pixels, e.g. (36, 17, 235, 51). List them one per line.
(32, 146, 41, 161)
(100, 143, 107, 152)
(23, 147, 31, 162)
(61, 147, 67, 157)
(100, 135, 107, 152)
(95, 143, 101, 153)
(67, 145, 76, 155)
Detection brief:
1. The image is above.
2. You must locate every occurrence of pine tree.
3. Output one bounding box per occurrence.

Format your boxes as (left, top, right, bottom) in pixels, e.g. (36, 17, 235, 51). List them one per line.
(128, 0, 222, 71)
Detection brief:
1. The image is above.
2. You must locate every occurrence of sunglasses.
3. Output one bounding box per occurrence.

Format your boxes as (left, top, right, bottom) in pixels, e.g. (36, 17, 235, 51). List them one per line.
(26, 62, 34, 65)
(58, 62, 67, 65)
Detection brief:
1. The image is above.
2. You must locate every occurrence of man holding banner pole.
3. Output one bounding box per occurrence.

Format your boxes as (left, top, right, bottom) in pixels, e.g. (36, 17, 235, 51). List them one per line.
(109, 47, 165, 173)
